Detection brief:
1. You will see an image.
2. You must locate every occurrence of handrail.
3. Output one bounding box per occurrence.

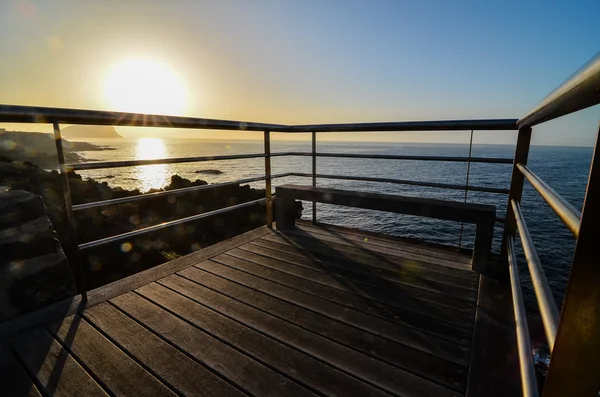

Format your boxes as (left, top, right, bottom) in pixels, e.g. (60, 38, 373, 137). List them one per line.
(507, 237, 539, 397)
(78, 198, 266, 250)
(312, 153, 514, 164)
(274, 119, 518, 132)
(517, 163, 581, 237)
(0, 104, 518, 132)
(72, 173, 293, 211)
(70, 153, 267, 171)
(518, 52, 600, 128)
(0, 104, 286, 131)
(289, 172, 509, 194)
(511, 199, 560, 351)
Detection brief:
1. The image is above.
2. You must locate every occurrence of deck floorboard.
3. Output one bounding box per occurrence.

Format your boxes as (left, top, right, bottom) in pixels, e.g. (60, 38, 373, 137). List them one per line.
(1, 223, 508, 397)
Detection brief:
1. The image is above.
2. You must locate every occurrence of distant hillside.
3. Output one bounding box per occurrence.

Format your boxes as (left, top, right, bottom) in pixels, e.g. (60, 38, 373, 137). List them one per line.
(61, 125, 123, 139)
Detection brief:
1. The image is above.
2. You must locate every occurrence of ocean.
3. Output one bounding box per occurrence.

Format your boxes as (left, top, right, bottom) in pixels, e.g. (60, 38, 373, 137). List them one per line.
(76, 138, 592, 330)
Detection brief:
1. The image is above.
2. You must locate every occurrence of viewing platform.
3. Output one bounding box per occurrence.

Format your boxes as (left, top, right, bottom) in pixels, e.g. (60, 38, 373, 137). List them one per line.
(0, 52, 599, 396)
(1, 221, 509, 397)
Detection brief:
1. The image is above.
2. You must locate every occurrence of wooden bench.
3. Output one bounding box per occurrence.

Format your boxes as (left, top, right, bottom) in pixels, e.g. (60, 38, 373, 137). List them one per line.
(275, 184, 496, 273)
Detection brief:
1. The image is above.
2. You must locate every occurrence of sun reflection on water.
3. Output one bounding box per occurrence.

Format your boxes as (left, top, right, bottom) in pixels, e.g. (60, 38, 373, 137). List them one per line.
(136, 138, 170, 191)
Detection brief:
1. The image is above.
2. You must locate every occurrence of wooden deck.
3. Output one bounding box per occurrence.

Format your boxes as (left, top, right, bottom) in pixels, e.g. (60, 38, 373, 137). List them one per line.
(0, 221, 518, 397)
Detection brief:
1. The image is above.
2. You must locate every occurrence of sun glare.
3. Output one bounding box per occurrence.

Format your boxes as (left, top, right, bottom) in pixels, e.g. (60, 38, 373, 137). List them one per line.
(103, 58, 187, 115)
(136, 138, 170, 191)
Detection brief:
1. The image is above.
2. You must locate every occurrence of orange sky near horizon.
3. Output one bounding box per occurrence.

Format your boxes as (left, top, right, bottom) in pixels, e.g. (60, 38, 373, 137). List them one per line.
(1, 0, 599, 145)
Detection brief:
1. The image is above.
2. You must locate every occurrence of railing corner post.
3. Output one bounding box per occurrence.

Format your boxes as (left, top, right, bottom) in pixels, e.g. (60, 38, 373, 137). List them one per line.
(500, 126, 532, 269)
(312, 131, 317, 225)
(52, 121, 87, 299)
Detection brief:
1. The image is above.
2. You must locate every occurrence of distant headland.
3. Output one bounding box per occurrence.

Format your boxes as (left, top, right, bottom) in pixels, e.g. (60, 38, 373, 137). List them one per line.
(61, 125, 123, 139)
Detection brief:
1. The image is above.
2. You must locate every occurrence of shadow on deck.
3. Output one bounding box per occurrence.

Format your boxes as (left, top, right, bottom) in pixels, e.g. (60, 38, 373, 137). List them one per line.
(0, 221, 519, 397)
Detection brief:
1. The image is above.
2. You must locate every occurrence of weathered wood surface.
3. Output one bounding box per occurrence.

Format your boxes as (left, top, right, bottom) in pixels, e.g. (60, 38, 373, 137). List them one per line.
(9, 327, 107, 397)
(466, 272, 520, 397)
(0, 226, 270, 340)
(0, 223, 521, 397)
(276, 184, 495, 272)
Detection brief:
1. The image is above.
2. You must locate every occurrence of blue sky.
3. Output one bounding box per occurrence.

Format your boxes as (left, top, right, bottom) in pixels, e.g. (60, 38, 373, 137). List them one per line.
(0, 0, 599, 145)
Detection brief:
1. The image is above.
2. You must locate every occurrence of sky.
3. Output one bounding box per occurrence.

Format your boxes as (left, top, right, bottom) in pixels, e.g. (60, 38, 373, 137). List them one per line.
(0, 0, 599, 145)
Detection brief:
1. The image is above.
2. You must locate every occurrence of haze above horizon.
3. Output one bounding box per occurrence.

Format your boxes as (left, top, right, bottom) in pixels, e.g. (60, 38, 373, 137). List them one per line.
(1, 0, 599, 146)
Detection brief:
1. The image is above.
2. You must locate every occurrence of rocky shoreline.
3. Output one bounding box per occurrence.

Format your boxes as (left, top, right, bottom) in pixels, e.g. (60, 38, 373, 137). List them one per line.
(0, 129, 115, 169)
(0, 156, 279, 289)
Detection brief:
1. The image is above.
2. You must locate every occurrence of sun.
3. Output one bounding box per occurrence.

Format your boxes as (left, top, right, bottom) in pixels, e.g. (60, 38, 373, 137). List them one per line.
(103, 58, 187, 115)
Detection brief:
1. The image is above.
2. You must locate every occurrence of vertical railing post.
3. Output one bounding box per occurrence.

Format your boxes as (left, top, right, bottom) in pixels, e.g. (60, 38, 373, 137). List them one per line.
(542, 123, 600, 397)
(458, 129, 474, 248)
(264, 130, 273, 228)
(500, 126, 532, 266)
(312, 131, 317, 225)
(53, 122, 87, 298)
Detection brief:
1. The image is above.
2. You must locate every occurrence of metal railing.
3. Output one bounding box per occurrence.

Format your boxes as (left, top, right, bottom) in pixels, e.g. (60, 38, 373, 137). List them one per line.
(1, 50, 598, 397)
(501, 51, 600, 397)
(0, 107, 517, 299)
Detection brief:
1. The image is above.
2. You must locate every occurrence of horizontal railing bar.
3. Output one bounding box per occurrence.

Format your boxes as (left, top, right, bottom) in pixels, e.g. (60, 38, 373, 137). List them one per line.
(70, 153, 267, 171)
(507, 237, 540, 397)
(314, 153, 514, 164)
(511, 199, 560, 351)
(72, 174, 291, 211)
(517, 163, 581, 237)
(0, 104, 287, 131)
(79, 198, 266, 250)
(0, 104, 519, 133)
(518, 52, 600, 128)
(273, 119, 519, 132)
(270, 152, 313, 157)
(288, 172, 509, 194)
(495, 217, 506, 223)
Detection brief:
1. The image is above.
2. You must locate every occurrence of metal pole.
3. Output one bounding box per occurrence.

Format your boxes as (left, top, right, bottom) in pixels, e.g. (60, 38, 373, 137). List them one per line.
(500, 127, 533, 266)
(458, 129, 474, 248)
(543, 122, 600, 396)
(312, 131, 317, 225)
(264, 131, 273, 228)
(507, 238, 540, 397)
(52, 122, 87, 298)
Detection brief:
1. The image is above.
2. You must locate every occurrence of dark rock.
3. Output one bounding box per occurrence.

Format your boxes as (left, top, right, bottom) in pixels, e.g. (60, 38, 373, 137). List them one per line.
(0, 189, 76, 321)
(195, 169, 223, 175)
(0, 158, 302, 292)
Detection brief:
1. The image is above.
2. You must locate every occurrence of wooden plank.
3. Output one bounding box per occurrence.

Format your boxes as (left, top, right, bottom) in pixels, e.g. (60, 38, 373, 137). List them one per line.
(466, 273, 520, 396)
(0, 226, 270, 340)
(179, 266, 469, 393)
(82, 303, 245, 397)
(164, 273, 458, 397)
(110, 292, 312, 397)
(136, 282, 388, 397)
(260, 233, 476, 277)
(294, 223, 473, 265)
(232, 245, 476, 300)
(234, 245, 475, 327)
(0, 343, 43, 397)
(266, 231, 472, 271)
(9, 327, 107, 397)
(193, 259, 471, 365)
(212, 253, 475, 330)
(246, 238, 478, 289)
(46, 315, 176, 396)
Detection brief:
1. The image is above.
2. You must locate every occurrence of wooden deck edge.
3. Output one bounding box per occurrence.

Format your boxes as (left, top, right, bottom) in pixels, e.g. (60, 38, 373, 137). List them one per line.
(466, 271, 520, 396)
(0, 226, 271, 340)
(294, 219, 474, 258)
